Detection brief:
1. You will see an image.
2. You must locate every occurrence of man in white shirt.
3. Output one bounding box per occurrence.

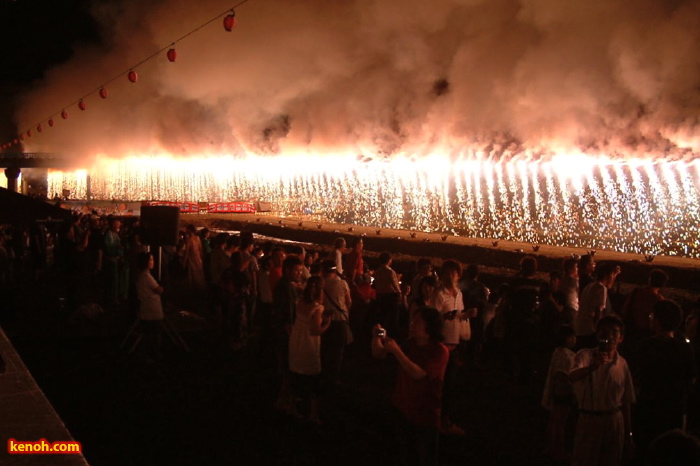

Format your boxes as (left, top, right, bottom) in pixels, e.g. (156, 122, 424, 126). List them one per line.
(576, 263, 621, 349)
(569, 315, 635, 466)
(321, 260, 352, 389)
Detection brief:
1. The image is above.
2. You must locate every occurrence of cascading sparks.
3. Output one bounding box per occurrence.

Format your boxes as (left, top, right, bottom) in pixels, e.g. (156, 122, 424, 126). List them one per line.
(47, 153, 700, 258)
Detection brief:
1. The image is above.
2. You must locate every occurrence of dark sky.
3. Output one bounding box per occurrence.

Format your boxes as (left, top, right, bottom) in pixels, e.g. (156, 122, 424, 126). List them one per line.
(0, 0, 100, 142)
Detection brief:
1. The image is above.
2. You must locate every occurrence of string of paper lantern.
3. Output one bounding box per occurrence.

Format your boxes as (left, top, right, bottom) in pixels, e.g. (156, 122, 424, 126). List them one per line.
(1, 0, 251, 151)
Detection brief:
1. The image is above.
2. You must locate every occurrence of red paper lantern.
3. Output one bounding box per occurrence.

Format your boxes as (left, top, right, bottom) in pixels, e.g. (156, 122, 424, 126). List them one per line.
(37, 124, 42, 133)
(128, 70, 138, 83)
(61, 110, 68, 119)
(223, 12, 236, 31)
(48, 118, 54, 127)
(167, 48, 177, 62)
(99, 87, 108, 99)
(13, 139, 18, 144)
(79, 100, 87, 111)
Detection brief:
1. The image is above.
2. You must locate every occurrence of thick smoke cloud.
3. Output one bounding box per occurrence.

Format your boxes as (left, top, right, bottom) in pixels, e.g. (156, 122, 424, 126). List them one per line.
(15, 0, 700, 163)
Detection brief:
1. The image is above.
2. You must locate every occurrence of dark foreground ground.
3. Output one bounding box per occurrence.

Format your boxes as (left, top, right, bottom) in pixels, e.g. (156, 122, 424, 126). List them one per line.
(1, 277, 565, 466)
(3, 227, 699, 466)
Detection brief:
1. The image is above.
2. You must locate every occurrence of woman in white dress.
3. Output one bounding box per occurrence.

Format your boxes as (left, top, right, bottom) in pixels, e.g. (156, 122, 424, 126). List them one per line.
(288, 276, 330, 423)
(135, 252, 164, 359)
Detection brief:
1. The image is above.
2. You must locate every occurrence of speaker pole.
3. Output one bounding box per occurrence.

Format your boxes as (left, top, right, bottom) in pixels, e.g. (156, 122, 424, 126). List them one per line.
(156, 246, 163, 283)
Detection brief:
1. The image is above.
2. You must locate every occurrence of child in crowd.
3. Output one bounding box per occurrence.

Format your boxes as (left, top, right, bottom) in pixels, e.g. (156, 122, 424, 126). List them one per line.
(356, 272, 376, 304)
(542, 325, 577, 461)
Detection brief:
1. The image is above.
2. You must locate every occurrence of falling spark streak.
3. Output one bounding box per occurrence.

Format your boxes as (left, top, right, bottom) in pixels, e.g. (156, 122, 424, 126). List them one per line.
(47, 153, 700, 258)
(482, 161, 494, 218)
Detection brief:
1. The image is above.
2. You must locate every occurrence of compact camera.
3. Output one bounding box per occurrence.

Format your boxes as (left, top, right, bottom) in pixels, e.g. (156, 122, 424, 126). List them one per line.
(598, 338, 611, 353)
(445, 310, 459, 320)
(375, 327, 386, 338)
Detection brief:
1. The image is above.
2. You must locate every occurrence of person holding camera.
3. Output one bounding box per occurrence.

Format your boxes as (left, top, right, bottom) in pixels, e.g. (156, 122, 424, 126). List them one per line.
(569, 314, 635, 466)
(372, 306, 449, 466)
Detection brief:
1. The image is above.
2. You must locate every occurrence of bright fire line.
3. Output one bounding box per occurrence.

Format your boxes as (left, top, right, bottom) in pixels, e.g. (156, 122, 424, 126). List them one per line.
(47, 153, 700, 258)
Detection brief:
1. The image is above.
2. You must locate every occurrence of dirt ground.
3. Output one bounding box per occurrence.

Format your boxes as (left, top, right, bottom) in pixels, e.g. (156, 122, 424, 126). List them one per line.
(5, 296, 559, 466)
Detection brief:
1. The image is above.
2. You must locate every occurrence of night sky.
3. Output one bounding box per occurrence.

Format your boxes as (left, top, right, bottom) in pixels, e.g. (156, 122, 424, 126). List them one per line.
(0, 0, 100, 142)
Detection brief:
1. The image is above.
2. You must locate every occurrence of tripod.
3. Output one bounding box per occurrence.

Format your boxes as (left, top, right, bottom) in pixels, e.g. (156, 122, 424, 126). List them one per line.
(119, 316, 190, 354)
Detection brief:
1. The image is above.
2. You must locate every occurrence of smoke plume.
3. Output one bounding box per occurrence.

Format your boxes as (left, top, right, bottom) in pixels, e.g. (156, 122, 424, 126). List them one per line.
(15, 0, 700, 163)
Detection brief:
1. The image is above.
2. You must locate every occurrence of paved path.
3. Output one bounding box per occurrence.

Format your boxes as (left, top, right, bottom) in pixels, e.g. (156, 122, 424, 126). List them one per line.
(0, 327, 89, 465)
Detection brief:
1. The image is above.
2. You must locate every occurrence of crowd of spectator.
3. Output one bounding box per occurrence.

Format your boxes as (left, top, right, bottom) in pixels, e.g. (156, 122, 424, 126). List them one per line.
(0, 215, 699, 466)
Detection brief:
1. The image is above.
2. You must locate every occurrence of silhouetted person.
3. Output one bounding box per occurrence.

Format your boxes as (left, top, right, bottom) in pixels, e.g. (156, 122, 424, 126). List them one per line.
(542, 325, 577, 461)
(503, 255, 546, 383)
(646, 429, 700, 466)
(632, 300, 696, 460)
(575, 262, 621, 349)
(561, 257, 579, 325)
(220, 251, 252, 349)
(374, 251, 402, 336)
(288, 276, 330, 423)
(578, 253, 596, 295)
(622, 268, 668, 355)
(330, 237, 346, 276)
(460, 263, 489, 363)
(320, 259, 352, 390)
(409, 258, 434, 303)
(103, 218, 127, 305)
(135, 252, 164, 361)
(272, 255, 305, 412)
(344, 237, 364, 285)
